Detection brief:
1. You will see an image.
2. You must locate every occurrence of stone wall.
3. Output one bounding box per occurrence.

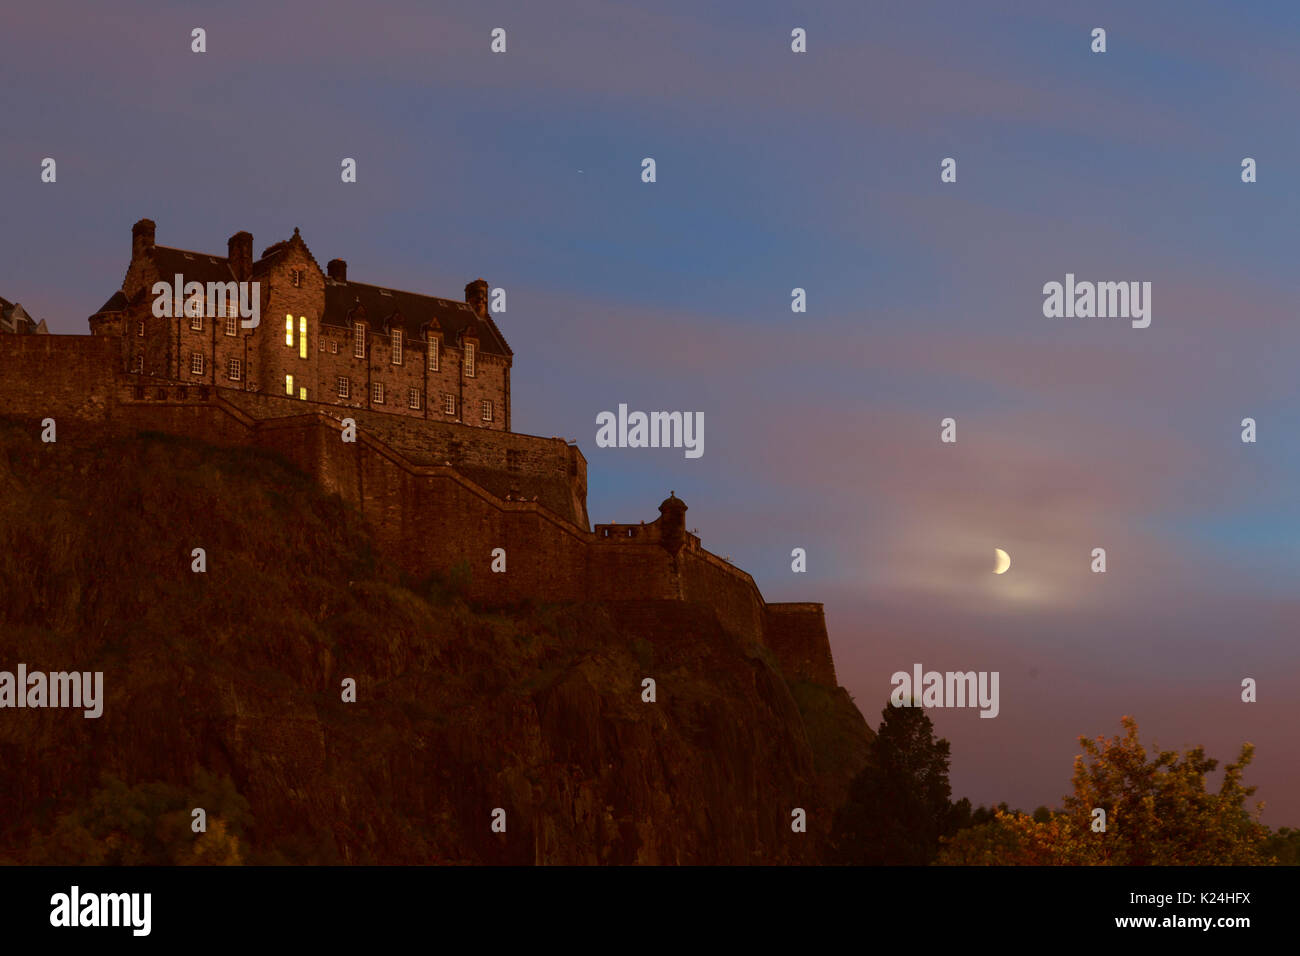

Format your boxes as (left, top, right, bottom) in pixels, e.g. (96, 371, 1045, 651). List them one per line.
(0, 333, 839, 689)
(765, 604, 837, 686)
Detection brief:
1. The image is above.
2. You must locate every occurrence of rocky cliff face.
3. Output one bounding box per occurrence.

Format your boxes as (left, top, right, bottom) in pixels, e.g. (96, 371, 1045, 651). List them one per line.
(0, 421, 872, 864)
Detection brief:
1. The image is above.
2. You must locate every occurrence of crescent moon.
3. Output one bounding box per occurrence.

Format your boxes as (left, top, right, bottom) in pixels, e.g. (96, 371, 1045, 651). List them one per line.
(994, 548, 1011, 575)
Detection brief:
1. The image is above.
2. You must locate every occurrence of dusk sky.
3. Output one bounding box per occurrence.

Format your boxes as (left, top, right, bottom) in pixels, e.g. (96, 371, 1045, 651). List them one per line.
(3, 0, 1298, 824)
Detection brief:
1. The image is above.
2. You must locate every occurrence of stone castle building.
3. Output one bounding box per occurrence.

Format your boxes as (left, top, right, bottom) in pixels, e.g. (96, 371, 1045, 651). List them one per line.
(88, 219, 510, 430)
(0, 296, 48, 335)
(0, 217, 840, 691)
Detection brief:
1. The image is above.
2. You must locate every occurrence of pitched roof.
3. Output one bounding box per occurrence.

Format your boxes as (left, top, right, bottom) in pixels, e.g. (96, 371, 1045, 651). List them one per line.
(93, 291, 129, 314)
(151, 246, 238, 285)
(104, 230, 511, 356)
(324, 279, 511, 356)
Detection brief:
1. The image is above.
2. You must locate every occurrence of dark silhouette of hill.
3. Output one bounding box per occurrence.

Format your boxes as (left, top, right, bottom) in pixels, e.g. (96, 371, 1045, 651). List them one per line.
(0, 421, 872, 864)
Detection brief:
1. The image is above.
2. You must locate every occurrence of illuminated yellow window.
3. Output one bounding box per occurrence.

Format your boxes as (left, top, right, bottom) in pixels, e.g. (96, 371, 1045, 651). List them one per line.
(298, 316, 307, 359)
(285, 314, 294, 347)
(285, 374, 294, 395)
(299, 386, 307, 401)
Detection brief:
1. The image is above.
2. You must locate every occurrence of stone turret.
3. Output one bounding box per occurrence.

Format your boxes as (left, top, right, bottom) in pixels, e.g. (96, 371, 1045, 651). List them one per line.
(658, 491, 687, 556)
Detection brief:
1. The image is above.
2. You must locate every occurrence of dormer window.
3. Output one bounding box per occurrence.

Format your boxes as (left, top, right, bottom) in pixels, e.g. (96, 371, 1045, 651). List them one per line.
(428, 337, 439, 371)
(392, 329, 403, 365)
(353, 322, 365, 358)
(464, 341, 475, 378)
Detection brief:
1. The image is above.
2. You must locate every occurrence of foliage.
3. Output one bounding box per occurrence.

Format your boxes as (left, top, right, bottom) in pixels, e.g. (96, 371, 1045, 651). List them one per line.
(1262, 827, 1300, 865)
(937, 716, 1270, 865)
(832, 703, 953, 864)
(20, 770, 251, 866)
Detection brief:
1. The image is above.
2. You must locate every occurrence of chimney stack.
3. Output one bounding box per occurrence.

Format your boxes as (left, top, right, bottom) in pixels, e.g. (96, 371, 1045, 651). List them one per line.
(131, 218, 156, 260)
(327, 259, 348, 281)
(465, 278, 489, 320)
(227, 231, 253, 282)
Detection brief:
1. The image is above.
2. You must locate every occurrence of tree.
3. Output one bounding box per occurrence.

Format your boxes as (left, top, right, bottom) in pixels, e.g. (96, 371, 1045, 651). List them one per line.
(21, 770, 251, 865)
(937, 716, 1270, 865)
(1263, 827, 1300, 865)
(832, 702, 953, 864)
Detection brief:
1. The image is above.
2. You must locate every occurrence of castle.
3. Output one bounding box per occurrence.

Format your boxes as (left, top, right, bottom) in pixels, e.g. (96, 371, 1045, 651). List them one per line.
(0, 219, 839, 689)
(87, 219, 510, 430)
(1, 296, 48, 335)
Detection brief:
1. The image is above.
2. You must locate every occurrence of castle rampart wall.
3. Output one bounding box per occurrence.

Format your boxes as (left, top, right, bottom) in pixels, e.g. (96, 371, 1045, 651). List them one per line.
(0, 334, 838, 688)
(764, 603, 837, 686)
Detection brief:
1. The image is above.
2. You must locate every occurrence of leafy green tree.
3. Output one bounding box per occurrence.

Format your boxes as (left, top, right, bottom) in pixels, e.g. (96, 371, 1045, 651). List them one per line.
(832, 702, 954, 864)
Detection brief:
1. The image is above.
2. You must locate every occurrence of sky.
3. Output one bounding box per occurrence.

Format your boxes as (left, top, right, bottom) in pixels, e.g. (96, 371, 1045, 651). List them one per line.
(3, 0, 1298, 825)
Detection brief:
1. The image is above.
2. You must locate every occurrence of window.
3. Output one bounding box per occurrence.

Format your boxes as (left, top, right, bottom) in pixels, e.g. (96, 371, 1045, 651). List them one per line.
(190, 313, 203, 331)
(285, 374, 294, 396)
(408, 387, 421, 410)
(225, 314, 238, 336)
(507, 450, 521, 473)
(372, 382, 384, 404)
(190, 352, 204, 375)
(285, 314, 294, 347)
(298, 316, 307, 359)
(133, 353, 144, 373)
(299, 386, 307, 401)
(337, 376, 350, 399)
(392, 329, 403, 365)
(354, 322, 365, 358)
(443, 394, 455, 415)
(319, 338, 325, 351)
(330, 340, 338, 354)
(429, 338, 439, 371)
(228, 358, 242, 382)
(290, 268, 303, 288)
(137, 321, 145, 337)
(481, 399, 493, 422)
(464, 342, 475, 377)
